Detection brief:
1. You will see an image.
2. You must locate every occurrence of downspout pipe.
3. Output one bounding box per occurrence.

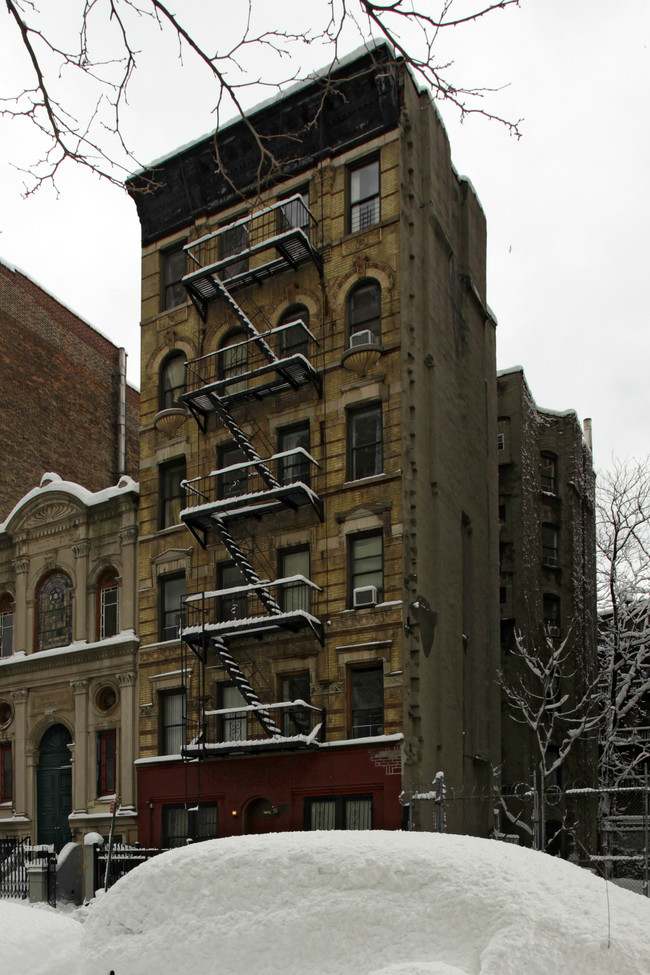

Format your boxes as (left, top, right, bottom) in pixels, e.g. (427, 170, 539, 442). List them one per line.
(118, 348, 127, 476)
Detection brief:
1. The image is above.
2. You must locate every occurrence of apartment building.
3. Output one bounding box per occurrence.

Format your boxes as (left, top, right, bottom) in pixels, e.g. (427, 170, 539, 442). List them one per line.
(127, 44, 500, 846)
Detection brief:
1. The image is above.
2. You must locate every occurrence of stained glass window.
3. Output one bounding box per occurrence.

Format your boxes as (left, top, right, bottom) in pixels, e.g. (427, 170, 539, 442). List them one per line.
(37, 572, 73, 651)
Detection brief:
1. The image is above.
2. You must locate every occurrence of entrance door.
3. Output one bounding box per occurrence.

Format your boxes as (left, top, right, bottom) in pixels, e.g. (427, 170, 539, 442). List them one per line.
(37, 724, 72, 851)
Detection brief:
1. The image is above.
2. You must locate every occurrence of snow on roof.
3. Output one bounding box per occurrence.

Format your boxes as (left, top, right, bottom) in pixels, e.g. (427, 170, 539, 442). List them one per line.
(0, 473, 139, 534)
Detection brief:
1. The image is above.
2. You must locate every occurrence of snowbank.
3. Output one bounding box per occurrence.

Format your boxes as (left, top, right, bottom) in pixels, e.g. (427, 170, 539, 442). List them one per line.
(78, 831, 650, 975)
(0, 899, 82, 975)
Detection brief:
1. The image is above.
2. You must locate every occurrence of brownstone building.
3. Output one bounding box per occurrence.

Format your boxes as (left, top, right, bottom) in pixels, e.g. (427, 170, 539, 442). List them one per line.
(127, 44, 501, 845)
(0, 257, 139, 518)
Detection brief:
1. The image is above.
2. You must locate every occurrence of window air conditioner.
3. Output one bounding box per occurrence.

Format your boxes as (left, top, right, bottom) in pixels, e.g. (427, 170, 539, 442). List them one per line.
(349, 329, 379, 349)
(353, 585, 378, 608)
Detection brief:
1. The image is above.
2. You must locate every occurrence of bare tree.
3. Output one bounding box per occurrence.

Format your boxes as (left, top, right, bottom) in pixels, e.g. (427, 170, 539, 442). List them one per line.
(498, 628, 600, 852)
(2, 0, 521, 195)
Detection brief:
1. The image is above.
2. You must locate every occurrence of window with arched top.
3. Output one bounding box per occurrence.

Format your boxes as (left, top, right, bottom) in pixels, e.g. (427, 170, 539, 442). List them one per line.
(0, 594, 14, 658)
(159, 352, 186, 410)
(97, 568, 119, 640)
(219, 330, 248, 394)
(279, 304, 310, 360)
(36, 571, 73, 652)
(347, 280, 381, 344)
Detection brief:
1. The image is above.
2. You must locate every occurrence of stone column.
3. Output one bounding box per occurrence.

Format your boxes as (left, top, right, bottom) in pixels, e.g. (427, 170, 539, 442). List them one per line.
(72, 542, 91, 642)
(71, 681, 88, 813)
(10, 690, 28, 820)
(117, 672, 136, 810)
(11, 558, 29, 653)
(119, 528, 138, 632)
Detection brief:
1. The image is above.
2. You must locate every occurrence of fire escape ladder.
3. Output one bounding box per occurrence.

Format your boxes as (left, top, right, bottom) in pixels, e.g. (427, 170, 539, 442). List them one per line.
(212, 636, 282, 738)
(209, 277, 276, 365)
(210, 398, 281, 492)
(213, 516, 282, 617)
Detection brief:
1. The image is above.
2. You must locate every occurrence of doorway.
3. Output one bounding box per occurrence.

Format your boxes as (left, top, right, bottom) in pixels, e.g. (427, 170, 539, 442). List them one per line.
(37, 724, 72, 851)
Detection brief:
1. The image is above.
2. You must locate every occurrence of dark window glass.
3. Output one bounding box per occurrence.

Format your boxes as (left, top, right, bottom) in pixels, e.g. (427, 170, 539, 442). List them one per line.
(278, 422, 310, 486)
(98, 570, 119, 639)
(348, 403, 382, 480)
(162, 803, 218, 848)
(349, 665, 384, 738)
(349, 532, 384, 605)
(217, 443, 248, 500)
(160, 353, 186, 410)
(219, 218, 249, 278)
(279, 547, 310, 614)
(305, 794, 373, 830)
(543, 594, 560, 633)
(217, 562, 247, 622)
(219, 331, 248, 394)
(279, 304, 310, 359)
(160, 690, 185, 754)
(541, 453, 558, 493)
(37, 572, 73, 652)
(348, 280, 381, 342)
(349, 159, 380, 232)
(0, 595, 14, 657)
(280, 189, 310, 232)
(159, 458, 186, 529)
(0, 743, 12, 802)
(160, 574, 185, 642)
(97, 730, 116, 796)
(280, 672, 311, 736)
(542, 523, 559, 567)
(219, 683, 247, 742)
(162, 246, 186, 310)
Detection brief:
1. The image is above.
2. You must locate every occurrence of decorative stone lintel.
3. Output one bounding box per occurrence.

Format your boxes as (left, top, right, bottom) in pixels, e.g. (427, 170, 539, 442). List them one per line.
(119, 527, 138, 546)
(71, 680, 88, 695)
(117, 672, 135, 687)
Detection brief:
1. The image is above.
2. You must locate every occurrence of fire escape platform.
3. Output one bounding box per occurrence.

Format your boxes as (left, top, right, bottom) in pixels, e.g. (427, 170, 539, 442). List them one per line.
(182, 608, 324, 649)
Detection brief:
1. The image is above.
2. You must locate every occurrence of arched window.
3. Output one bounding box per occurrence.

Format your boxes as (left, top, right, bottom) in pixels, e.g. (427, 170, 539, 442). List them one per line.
(219, 330, 248, 394)
(347, 280, 381, 345)
(279, 304, 310, 359)
(159, 352, 186, 410)
(97, 568, 119, 640)
(0, 594, 14, 658)
(36, 571, 73, 652)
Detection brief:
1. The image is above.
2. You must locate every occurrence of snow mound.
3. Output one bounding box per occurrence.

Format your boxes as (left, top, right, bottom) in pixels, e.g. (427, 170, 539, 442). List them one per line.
(0, 899, 82, 975)
(79, 831, 650, 975)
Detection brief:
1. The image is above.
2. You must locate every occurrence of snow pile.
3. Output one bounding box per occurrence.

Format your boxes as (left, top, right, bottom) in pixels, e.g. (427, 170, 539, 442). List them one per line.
(0, 899, 82, 975)
(78, 831, 650, 975)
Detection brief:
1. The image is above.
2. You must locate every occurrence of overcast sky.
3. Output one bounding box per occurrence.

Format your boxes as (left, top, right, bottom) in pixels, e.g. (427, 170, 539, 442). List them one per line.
(0, 0, 647, 471)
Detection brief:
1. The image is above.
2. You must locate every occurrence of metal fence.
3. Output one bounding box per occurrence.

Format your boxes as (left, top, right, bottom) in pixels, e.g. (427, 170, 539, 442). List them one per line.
(95, 843, 166, 891)
(0, 838, 56, 906)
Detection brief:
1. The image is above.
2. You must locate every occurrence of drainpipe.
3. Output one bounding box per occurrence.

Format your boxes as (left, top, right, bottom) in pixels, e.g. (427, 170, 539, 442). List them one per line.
(118, 348, 127, 476)
(583, 417, 593, 452)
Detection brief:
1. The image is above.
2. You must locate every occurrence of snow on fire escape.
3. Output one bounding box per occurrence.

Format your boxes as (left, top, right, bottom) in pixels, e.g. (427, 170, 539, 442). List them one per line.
(178, 195, 325, 753)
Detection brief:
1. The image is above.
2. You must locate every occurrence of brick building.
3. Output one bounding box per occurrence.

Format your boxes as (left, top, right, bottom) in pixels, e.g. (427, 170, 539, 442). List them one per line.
(127, 44, 501, 846)
(0, 257, 139, 518)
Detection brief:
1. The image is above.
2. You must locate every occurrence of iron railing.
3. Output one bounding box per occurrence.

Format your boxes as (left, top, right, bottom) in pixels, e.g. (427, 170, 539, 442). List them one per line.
(0, 838, 56, 905)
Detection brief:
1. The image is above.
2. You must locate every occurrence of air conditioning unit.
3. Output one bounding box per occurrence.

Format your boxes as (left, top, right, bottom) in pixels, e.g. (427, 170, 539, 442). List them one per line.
(349, 329, 379, 349)
(353, 585, 378, 608)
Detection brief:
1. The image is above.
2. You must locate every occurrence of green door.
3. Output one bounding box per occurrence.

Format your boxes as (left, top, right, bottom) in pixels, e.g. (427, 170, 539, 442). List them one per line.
(37, 724, 72, 851)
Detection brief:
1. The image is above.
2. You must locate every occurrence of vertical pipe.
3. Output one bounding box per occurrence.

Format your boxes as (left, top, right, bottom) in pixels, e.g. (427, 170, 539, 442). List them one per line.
(118, 348, 127, 476)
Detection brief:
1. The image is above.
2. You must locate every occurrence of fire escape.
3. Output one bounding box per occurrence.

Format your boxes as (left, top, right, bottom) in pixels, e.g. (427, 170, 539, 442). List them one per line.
(178, 196, 326, 756)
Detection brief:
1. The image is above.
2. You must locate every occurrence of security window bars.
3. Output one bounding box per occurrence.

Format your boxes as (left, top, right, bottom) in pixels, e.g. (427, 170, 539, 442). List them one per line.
(160, 690, 185, 755)
(349, 665, 384, 738)
(159, 573, 185, 642)
(280, 672, 311, 736)
(162, 803, 218, 848)
(159, 458, 186, 529)
(348, 403, 382, 481)
(305, 794, 373, 830)
(97, 730, 116, 796)
(349, 159, 380, 233)
(162, 246, 186, 310)
(278, 422, 310, 486)
(349, 531, 384, 605)
(279, 547, 310, 613)
(219, 683, 247, 742)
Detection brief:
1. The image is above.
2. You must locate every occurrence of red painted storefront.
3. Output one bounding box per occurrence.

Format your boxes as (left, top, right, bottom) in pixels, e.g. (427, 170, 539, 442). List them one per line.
(136, 737, 403, 845)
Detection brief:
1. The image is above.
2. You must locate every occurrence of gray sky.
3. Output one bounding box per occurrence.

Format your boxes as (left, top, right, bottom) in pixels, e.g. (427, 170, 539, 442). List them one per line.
(1, 0, 648, 470)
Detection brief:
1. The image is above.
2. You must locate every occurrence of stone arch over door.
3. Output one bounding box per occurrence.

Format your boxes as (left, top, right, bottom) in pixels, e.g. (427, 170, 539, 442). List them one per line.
(37, 723, 72, 851)
(243, 796, 280, 835)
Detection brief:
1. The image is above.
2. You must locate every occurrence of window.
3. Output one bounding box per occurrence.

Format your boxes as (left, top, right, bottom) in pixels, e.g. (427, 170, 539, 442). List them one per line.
(159, 573, 185, 642)
(219, 217, 249, 277)
(217, 561, 247, 622)
(279, 547, 310, 614)
(0, 595, 14, 657)
(349, 665, 384, 738)
(162, 803, 218, 848)
(278, 422, 310, 486)
(37, 571, 73, 652)
(278, 304, 310, 360)
(97, 569, 119, 640)
(161, 245, 186, 310)
(159, 352, 186, 410)
(542, 523, 559, 567)
(219, 683, 247, 742)
(497, 433, 505, 451)
(541, 452, 558, 493)
(347, 403, 382, 481)
(160, 690, 185, 754)
(97, 730, 116, 796)
(349, 158, 380, 233)
(219, 330, 248, 394)
(280, 672, 311, 736)
(305, 794, 372, 830)
(280, 188, 310, 232)
(349, 531, 384, 605)
(0, 743, 12, 802)
(348, 280, 381, 343)
(159, 458, 186, 529)
(543, 594, 561, 635)
(544, 745, 562, 788)
(217, 443, 248, 500)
